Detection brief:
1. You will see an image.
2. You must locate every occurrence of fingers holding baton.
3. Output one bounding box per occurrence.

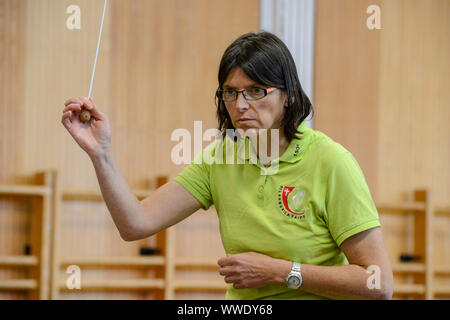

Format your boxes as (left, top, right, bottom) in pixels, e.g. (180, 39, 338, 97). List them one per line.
(79, 110, 91, 123)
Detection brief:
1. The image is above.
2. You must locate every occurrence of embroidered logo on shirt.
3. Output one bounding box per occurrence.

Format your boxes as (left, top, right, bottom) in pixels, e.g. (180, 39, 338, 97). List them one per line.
(278, 186, 306, 219)
(293, 144, 301, 157)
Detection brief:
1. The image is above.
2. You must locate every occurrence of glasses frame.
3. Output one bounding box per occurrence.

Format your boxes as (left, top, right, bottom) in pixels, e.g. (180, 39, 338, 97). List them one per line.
(216, 87, 277, 102)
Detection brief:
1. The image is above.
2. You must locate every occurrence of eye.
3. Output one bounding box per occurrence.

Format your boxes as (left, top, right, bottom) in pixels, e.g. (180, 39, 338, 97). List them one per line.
(223, 89, 235, 95)
(250, 87, 265, 95)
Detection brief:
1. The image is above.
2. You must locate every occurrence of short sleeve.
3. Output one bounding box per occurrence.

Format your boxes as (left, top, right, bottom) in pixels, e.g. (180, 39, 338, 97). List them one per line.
(174, 144, 214, 211)
(324, 151, 380, 247)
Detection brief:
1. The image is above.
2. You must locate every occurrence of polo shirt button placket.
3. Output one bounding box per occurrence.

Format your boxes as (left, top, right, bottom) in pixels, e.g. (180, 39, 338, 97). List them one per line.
(257, 185, 264, 199)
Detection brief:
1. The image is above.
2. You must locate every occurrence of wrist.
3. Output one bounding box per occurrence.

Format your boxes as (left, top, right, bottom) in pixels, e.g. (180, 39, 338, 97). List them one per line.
(89, 145, 113, 163)
(270, 258, 293, 285)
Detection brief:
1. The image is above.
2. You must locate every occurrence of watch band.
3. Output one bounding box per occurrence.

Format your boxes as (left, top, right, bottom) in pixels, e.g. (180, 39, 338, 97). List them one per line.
(286, 261, 302, 289)
(292, 262, 301, 273)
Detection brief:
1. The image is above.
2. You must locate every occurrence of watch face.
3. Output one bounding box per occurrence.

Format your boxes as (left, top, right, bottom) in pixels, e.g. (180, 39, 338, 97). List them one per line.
(288, 276, 300, 287)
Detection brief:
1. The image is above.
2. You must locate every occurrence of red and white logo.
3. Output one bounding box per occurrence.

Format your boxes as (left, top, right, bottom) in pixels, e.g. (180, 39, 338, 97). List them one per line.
(278, 186, 306, 219)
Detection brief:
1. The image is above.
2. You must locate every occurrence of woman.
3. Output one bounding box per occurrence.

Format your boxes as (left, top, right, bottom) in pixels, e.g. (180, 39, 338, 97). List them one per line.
(61, 32, 393, 300)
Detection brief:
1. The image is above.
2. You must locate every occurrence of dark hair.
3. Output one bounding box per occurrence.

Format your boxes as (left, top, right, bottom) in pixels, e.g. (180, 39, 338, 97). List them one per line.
(215, 32, 313, 142)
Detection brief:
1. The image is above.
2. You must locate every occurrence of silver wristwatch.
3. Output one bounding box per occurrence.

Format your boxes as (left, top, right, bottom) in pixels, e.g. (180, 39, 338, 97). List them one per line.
(286, 262, 302, 289)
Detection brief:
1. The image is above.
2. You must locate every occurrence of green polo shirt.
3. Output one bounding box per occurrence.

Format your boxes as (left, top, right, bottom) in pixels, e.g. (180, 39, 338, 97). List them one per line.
(174, 121, 380, 300)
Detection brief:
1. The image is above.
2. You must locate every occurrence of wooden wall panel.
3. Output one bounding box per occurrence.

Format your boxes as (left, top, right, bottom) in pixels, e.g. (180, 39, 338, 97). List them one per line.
(376, 0, 450, 289)
(313, 0, 381, 199)
(315, 0, 449, 208)
(314, 0, 450, 297)
(0, 0, 26, 185)
(0, 0, 29, 300)
(0, 0, 259, 299)
(377, 0, 450, 205)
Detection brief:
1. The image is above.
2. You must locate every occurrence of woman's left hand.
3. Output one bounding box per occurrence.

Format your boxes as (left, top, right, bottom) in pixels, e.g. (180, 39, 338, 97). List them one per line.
(218, 252, 283, 289)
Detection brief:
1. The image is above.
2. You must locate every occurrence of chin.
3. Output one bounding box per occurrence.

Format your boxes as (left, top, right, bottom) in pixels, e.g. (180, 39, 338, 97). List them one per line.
(234, 126, 261, 138)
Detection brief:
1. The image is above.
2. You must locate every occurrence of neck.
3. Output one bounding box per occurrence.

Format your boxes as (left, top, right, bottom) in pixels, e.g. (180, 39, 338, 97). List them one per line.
(253, 129, 289, 165)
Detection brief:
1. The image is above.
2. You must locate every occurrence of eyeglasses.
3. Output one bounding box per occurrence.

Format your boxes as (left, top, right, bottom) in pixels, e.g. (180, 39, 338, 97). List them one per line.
(216, 87, 277, 102)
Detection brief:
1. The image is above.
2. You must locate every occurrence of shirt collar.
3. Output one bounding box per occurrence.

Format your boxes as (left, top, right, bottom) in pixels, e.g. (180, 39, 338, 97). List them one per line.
(235, 120, 314, 164)
(279, 120, 313, 163)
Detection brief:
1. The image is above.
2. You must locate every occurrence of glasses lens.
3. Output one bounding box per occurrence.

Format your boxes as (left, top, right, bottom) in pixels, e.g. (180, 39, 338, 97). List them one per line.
(223, 89, 237, 101)
(217, 88, 268, 102)
(219, 89, 236, 102)
(245, 88, 266, 100)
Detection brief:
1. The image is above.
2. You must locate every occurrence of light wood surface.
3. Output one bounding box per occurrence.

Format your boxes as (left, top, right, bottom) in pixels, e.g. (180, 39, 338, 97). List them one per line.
(1, 172, 447, 298)
(0, 185, 51, 196)
(314, 0, 450, 299)
(0, 256, 39, 266)
(59, 256, 165, 267)
(0, 172, 54, 299)
(314, 0, 381, 196)
(0, 0, 258, 300)
(0, 280, 38, 290)
(1, 0, 448, 300)
(58, 279, 165, 291)
(174, 280, 226, 292)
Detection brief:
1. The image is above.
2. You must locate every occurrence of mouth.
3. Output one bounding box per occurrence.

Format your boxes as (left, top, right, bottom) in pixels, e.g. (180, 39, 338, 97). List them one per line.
(237, 118, 254, 124)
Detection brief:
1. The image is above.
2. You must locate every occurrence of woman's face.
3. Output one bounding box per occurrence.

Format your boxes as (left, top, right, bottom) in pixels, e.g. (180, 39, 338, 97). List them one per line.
(223, 67, 288, 135)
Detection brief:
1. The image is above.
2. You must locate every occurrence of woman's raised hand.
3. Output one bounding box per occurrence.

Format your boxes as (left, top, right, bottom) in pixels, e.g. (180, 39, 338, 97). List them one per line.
(61, 97, 112, 158)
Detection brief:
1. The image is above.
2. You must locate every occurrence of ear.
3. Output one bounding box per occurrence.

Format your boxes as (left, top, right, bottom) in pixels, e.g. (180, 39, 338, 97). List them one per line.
(284, 95, 294, 107)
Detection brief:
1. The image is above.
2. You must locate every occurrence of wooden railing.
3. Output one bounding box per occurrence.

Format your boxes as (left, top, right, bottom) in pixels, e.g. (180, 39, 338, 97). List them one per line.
(1, 171, 449, 299)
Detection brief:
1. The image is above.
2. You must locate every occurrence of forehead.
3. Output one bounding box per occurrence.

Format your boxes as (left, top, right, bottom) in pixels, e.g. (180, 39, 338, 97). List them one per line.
(223, 68, 258, 88)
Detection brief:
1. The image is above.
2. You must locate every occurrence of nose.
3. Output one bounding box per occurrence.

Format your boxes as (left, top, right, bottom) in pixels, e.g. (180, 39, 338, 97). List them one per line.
(235, 91, 249, 111)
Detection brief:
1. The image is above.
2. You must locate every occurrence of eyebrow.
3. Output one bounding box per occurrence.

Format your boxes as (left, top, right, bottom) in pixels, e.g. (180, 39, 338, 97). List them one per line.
(222, 83, 260, 89)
